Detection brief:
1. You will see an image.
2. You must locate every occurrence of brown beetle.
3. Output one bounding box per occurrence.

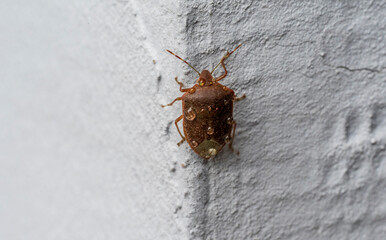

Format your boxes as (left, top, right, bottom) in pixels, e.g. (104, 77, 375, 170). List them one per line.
(161, 45, 245, 159)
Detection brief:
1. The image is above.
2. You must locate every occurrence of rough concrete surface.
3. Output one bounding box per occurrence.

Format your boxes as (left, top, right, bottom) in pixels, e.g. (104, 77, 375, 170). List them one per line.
(1, 0, 386, 240)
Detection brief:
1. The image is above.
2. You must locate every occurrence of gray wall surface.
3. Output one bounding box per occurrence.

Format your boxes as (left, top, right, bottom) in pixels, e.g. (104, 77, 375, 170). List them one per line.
(1, 1, 385, 240)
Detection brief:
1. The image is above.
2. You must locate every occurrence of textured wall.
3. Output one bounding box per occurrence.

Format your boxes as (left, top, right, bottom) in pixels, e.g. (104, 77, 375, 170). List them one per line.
(1, 1, 386, 240)
(181, 1, 386, 239)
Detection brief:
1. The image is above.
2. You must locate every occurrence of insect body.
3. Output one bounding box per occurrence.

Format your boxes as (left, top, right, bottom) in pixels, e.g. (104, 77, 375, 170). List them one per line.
(161, 45, 245, 159)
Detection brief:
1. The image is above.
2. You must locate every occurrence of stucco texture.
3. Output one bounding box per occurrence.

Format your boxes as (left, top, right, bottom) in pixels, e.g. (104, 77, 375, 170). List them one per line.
(180, 1, 386, 239)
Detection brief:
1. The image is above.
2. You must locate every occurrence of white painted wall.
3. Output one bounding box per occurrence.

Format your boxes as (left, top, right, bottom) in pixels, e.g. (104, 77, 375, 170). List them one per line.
(1, 1, 386, 239)
(0, 1, 189, 239)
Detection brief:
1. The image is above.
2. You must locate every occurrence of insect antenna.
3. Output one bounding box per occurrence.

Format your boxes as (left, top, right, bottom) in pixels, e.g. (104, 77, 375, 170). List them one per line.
(211, 44, 242, 74)
(166, 50, 200, 75)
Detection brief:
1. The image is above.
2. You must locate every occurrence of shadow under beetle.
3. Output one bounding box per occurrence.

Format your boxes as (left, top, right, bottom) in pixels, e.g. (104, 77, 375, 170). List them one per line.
(161, 44, 245, 159)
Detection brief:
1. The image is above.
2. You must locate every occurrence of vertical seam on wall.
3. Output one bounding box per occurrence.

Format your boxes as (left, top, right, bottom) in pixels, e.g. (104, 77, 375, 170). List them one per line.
(184, 2, 212, 239)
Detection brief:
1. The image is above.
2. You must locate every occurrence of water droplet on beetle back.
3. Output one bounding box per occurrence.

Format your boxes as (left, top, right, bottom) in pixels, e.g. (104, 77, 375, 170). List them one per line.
(207, 127, 214, 135)
(186, 107, 196, 121)
(192, 140, 198, 148)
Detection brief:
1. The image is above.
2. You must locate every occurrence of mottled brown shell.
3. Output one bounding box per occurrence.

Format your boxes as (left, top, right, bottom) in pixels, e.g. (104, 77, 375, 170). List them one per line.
(182, 82, 234, 159)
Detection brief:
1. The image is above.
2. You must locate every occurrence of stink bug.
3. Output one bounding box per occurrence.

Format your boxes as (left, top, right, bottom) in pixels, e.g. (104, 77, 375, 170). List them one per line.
(161, 45, 245, 159)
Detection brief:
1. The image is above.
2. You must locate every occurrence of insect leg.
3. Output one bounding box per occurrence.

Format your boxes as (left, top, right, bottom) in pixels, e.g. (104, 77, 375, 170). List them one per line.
(174, 77, 195, 93)
(175, 115, 186, 146)
(161, 97, 182, 108)
(234, 94, 246, 102)
(229, 120, 240, 155)
(174, 76, 184, 87)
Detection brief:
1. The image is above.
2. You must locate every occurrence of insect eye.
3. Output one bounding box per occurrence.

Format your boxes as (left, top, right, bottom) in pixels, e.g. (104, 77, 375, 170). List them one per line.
(199, 79, 205, 86)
